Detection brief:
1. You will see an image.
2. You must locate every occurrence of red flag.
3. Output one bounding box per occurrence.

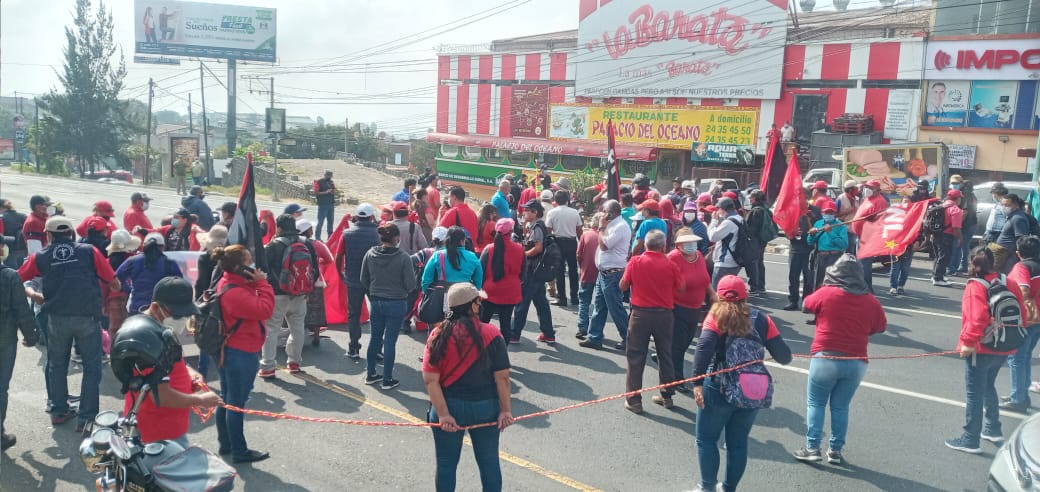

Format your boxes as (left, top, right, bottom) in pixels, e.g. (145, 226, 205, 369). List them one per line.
(322, 213, 368, 325)
(606, 120, 621, 202)
(771, 151, 806, 239)
(856, 200, 929, 259)
(759, 127, 786, 205)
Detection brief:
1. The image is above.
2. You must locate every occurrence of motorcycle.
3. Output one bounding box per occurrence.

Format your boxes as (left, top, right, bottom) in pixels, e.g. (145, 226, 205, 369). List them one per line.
(79, 379, 236, 492)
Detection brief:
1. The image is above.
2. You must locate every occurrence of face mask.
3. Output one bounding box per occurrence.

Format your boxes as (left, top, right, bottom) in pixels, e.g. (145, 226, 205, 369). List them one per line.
(863, 188, 875, 198)
(171, 218, 181, 228)
(823, 214, 835, 222)
(46, 206, 56, 216)
(950, 184, 961, 190)
(141, 202, 150, 211)
(681, 243, 698, 254)
(1002, 206, 1012, 216)
(684, 212, 697, 222)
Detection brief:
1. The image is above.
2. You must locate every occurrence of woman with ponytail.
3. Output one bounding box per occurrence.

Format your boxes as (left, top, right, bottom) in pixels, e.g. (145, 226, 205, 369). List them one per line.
(423, 283, 512, 492)
(478, 219, 525, 339)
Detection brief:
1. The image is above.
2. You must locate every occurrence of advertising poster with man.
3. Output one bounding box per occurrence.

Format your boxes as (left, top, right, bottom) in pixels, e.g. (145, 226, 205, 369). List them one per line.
(924, 80, 969, 127)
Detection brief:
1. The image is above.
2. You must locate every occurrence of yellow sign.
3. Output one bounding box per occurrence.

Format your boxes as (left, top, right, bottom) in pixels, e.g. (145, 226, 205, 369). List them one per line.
(548, 104, 758, 150)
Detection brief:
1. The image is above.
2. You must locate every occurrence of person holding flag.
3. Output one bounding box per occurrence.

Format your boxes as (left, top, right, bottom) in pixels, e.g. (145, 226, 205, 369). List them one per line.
(851, 180, 889, 292)
(807, 200, 848, 324)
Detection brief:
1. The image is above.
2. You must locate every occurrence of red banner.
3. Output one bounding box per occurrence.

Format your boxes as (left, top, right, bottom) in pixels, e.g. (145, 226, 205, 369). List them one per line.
(771, 151, 805, 239)
(856, 200, 928, 259)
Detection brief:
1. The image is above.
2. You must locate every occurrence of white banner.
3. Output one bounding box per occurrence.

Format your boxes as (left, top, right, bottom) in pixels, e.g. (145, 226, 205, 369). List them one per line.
(925, 38, 1040, 81)
(134, 0, 276, 62)
(884, 89, 919, 141)
(947, 144, 976, 170)
(574, 0, 788, 100)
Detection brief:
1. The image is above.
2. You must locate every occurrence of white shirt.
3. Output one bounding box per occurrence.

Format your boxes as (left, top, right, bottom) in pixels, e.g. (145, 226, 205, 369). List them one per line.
(781, 125, 795, 142)
(707, 214, 742, 268)
(546, 205, 582, 239)
(596, 215, 632, 270)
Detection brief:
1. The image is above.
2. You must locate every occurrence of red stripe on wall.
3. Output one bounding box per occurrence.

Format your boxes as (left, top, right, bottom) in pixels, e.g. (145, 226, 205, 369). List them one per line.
(666, 97, 686, 105)
(500, 55, 516, 137)
(477, 55, 493, 135)
(863, 88, 889, 135)
(525, 53, 541, 80)
(821, 44, 851, 80)
(867, 42, 901, 80)
(579, 0, 598, 22)
(700, 99, 724, 106)
(825, 89, 848, 123)
(737, 100, 762, 108)
(633, 97, 654, 105)
(436, 56, 450, 133)
(783, 45, 806, 81)
(549, 52, 567, 103)
(456, 56, 471, 134)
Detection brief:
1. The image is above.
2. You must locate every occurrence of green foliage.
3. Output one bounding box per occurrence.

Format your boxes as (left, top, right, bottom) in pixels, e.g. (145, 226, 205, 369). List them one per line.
(411, 140, 437, 170)
(567, 170, 603, 213)
(212, 144, 228, 159)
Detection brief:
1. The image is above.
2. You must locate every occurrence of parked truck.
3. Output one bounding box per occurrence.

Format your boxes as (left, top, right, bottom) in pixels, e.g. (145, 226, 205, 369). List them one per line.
(841, 143, 948, 201)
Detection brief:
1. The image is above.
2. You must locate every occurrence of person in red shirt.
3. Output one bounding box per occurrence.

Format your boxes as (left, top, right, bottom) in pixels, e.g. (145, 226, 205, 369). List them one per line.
(479, 218, 524, 338)
(946, 247, 1024, 454)
(1003, 235, 1040, 412)
(438, 187, 479, 243)
(619, 229, 684, 413)
(931, 189, 964, 287)
(157, 209, 203, 251)
(123, 192, 154, 238)
(518, 179, 539, 214)
(667, 228, 715, 395)
(76, 200, 118, 240)
(475, 203, 498, 253)
(22, 195, 52, 255)
(210, 244, 275, 463)
(852, 179, 889, 292)
(795, 254, 886, 464)
(575, 213, 603, 340)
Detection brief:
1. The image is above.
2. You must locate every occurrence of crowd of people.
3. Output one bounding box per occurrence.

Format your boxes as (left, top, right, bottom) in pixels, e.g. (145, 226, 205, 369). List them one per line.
(0, 166, 1038, 491)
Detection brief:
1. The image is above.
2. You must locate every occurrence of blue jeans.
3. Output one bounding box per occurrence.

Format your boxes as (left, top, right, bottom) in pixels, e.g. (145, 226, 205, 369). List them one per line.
(316, 205, 335, 240)
(858, 258, 875, 291)
(47, 315, 103, 424)
(511, 279, 554, 339)
(586, 270, 628, 345)
(575, 281, 595, 336)
(429, 397, 502, 492)
(216, 347, 261, 457)
(0, 343, 15, 435)
(1007, 324, 1040, 406)
(961, 353, 1004, 445)
(696, 382, 758, 492)
(197, 353, 211, 379)
(368, 297, 407, 380)
(889, 249, 913, 289)
(806, 357, 867, 451)
(711, 265, 742, 289)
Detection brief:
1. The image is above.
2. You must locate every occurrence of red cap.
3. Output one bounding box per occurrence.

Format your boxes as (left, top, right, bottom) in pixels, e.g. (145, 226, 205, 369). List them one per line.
(717, 275, 748, 301)
(723, 191, 738, 201)
(705, 205, 718, 214)
(820, 200, 838, 213)
(865, 179, 881, 188)
(638, 199, 660, 212)
(390, 201, 409, 212)
(94, 200, 115, 217)
(85, 216, 109, 232)
(947, 189, 963, 200)
(813, 180, 828, 190)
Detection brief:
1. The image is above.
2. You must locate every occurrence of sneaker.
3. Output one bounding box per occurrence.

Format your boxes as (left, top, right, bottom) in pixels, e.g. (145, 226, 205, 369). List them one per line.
(889, 288, 899, 295)
(981, 431, 1005, 444)
(536, 334, 556, 345)
(257, 369, 276, 379)
(624, 401, 644, 414)
(932, 279, 951, 287)
(578, 339, 603, 349)
(381, 378, 400, 390)
(101, 354, 110, 365)
(1, 433, 15, 451)
(896, 287, 905, 295)
(507, 338, 520, 345)
(50, 408, 76, 426)
(650, 353, 658, 364)
(944, 436, 982, 454)
(793, 447, 822, 462)
(806, 318, 816, 325)
(287, 363, 301, 374)
(1031, 381, 1040, 394)
(782, 303, 799, 311)
(364, 374, 383, 385)
(998, 399, 1028, 413)
(346, 348, 361, 360)
(232, 449, 270, 463)
(614, 341, 627, 351)
(651, 395, 673, 409)
(826, 449, 843, 465)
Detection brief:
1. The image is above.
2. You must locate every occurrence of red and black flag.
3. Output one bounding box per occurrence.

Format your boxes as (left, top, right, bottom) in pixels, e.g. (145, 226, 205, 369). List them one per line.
(606, 119, 621, 202)
(759, 127, 788, 206)
(227, 153, 267, 270)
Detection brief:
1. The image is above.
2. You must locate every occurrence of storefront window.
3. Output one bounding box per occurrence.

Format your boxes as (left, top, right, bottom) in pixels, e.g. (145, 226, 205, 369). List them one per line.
(485, 148, 503, 163)
(539, 154, 560, 167)
(440, 144, 459, 158)
(561, 154, 589, 171)
(509, 151, 533, 166)
(621, 160, 656, 180)
(463, 146, 482, 159)
(657, 151, 683, 181)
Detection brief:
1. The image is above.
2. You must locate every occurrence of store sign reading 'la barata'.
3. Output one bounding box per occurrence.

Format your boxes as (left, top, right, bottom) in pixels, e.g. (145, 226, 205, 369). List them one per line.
(548, 103, 758, 150)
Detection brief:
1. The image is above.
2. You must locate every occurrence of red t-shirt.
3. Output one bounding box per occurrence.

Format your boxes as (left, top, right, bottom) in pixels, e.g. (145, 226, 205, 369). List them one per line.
(960, 272, 1024, 355)
(22, 213, 48, 249)
(216, 273, 276, 353)
(124, 360, 192, 443)
(475, 221, 496, 253)
(667, 249, 710, 309)
(438, 204, 479, 241)
(1009, 262, 1040, 307)
(422, 321, 502, 388)
(519, 187, 539, 213)
(803, 286, 887, 359)
(481, 240, 524, 305)
(123, 205, 154, 235)
(576, 229, 600, 285)
(703, 312, 781, 340)
(621, 250, 683, 309)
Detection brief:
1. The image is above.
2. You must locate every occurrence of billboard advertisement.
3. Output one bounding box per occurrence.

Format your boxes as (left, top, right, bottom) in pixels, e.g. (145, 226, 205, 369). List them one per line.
(170, 136, 199, 176)
(923, 80, 970, 127)
(510, 85, 549, 138)
(967, 80, 1018, 129)
(844, 144, 946, 199)
(691, 142, 755, 167)
(925, 38, 1040, 81)
(135, 0, 276, 62)
(574, 0, 788, 99)
(548, 103, 758, 150)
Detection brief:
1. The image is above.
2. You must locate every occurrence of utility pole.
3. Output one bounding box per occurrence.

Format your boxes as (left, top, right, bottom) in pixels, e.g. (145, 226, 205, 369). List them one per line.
(227, 58, 237, 153)
(200, 61, 211, 183)
(344, 118, 349, 157)
(33, 97, 39, 173)
(188, 93, 193, 133)
(144, 78, 154, 185)
(270, 76, 279, 201)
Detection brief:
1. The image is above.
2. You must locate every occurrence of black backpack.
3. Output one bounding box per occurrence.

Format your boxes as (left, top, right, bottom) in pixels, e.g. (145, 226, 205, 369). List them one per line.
(923, 202, 947, 234)
(192, 285, 243, 359)
(530, 222, 561, 283)
(721, 217, 753, 267)
(1024, 212, 1040, 236)
(969, 275, 1027, 352)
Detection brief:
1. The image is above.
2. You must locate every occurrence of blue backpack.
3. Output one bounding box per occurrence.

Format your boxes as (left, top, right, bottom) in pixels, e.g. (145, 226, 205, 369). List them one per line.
(716, 310, 773, 409)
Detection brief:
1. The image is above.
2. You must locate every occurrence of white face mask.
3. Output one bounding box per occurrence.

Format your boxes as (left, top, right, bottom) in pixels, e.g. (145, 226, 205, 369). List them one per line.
(141, 202, 150, 211)
(823, 214, 835, 222)
(863, 188, 875, 198)
(46, 206, 56, 216)
(684, 212, 697, 222)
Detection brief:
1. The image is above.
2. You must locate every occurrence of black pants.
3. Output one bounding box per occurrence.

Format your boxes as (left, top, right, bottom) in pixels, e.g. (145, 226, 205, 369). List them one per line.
(788, 250, 813, 304)
(403, 288, 420, 329)
(932, 233, 954, 281)
(554, 237, 579, 304)
(480, 301, 515, 340)
(346, 286, 367, 351)
(814, 251, 842, 291)
(746, 240, 767, 291)
(672, 305, 706, 381)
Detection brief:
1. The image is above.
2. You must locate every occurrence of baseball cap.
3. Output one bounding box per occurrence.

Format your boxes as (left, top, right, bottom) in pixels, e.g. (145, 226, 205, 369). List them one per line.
(356, 203, 376, 218)
(865, 179, 881, 188)
(189, 185, 205, 196)
(638, 199, 660, 212)
(130, 192, 152, 202)
(44, 216, 74, 233)
(672, 176, 682, 183)
(814, 197, 834, 209)
(495, 218, 515, 235)
(390, 201, 409, 212)
(681, 180, 695, 190)
(144, 232, 165, 247)
(30, 195, 52, 209)
(523, 199, 543, 213)
(716, 275, 748, 301)
(284, 203, 307, 215)
(716, 197, 736, 210)
(949, 174, 964, 184)
(947, 189, 964, 200)
(696, 193, 712, 204)
(152, 277, 201, 318)
(723, 191, 738, 201)
(94, 200, 115, 217)
(540, 189, 554, 201)
(813, 180, 828, 190)
(431, 226, 449, 242)
(84, 216, 109, 232)
(820, 200, 838, 213)
(446, 283, 487, 309)
(295, 219, 314, 234)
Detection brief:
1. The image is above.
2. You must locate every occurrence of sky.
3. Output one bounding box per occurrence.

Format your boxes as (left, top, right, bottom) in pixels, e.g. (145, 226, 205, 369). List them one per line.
(1, 0, 888, 138)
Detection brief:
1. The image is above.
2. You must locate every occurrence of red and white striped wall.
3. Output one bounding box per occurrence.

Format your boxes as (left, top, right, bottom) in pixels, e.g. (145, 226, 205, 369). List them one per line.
(435, 39, 924, 152)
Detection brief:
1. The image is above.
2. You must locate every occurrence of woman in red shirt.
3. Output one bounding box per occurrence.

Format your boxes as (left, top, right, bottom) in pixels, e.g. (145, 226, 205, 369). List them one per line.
(667, 228, 714, 395)
(795, 254, 886, 464)
(479, 219, 524, 339)
(211, 244, 275, 463)
(946, 247, 1023, 454)
(475, 203, 499, 253)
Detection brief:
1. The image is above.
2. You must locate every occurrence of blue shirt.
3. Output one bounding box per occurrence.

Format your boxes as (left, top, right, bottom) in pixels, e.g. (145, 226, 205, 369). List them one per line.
(635, 217, 668, 241)
(492, 191, 512, 220)
(807, 219, 848, 252)
(115, 254, 184, 314)
(392, 188, 410, 203)
(687, 219, 710, 255)
(421, 248, 483, 291)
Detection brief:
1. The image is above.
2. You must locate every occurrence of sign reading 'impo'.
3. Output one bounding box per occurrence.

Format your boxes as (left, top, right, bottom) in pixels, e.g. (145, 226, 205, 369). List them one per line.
(574, 0, 788, 100)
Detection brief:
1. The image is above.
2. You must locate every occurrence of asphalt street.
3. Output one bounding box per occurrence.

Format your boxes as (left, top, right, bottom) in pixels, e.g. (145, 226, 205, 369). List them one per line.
(0, 170, 1035, 491)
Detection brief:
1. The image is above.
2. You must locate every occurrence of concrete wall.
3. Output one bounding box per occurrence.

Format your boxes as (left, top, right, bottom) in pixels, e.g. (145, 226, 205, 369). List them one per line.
(919, 129, 1036, 174)
(222, 157, 312, 201)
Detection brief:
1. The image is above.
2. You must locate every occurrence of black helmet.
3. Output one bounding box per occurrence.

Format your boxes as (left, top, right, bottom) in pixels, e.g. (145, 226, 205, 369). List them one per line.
(110, 315, 182, 401)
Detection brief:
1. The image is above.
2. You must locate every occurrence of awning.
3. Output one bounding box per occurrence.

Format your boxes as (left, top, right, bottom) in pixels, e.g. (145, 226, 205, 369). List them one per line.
(425, 132, 659, 162)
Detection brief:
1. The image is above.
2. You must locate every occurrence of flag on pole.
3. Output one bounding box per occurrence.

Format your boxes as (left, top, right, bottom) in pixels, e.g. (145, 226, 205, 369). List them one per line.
(771, 151, 806, 239)
(227, 152, 267, 270)
(856, 200, 929, 259)
(759, 127, 787, 206)
(606, 119, 621, 202)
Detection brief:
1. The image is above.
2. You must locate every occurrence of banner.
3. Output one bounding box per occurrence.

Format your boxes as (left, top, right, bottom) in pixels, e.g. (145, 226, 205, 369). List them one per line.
(771, 151, 805, 239)
(844, 144, 944, 200)
(690, 142, 755, 166)
(575, 0, 788, 99)
(948, 144, 977, 170)
(857, 201, 928, 259)
(884, 90, 918, 141)
(134, 0, 276, 62)
(510, 85, 549, 138)
(923, 80, 970, 127)
(968, 80, 1018, 129)
(549, 104, 758, 150)
(925, 38, 1040, 81)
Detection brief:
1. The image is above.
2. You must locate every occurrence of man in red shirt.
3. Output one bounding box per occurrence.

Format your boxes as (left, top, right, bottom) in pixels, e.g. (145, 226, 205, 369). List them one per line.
(575, 212, 603, 340)
(22, 195, 52, 255)
(932, 189, 964, 287)
(619, 229, 684, 413)
(76, 200, 118, 240)
(852, 179, 889, 292)
(438, 186, 479, 242)
(1003, 236, 1040, 412)
(123, 192, 154, 238)
(518, 179, 539, 214)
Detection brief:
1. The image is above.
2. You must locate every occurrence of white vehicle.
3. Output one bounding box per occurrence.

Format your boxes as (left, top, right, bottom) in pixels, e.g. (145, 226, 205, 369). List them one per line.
(987, 410, 1040, 491)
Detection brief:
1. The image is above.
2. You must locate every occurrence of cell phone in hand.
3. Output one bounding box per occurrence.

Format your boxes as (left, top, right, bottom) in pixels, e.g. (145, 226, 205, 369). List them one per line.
(239, 265, 256, 276)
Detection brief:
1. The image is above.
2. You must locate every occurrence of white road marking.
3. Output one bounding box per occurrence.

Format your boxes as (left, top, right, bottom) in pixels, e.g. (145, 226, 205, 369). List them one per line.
(763, 260, 966, 287)
(763, 290, 961, 319)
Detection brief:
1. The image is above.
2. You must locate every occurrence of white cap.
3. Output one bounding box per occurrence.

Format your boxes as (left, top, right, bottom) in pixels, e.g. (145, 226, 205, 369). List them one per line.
(681, 180, 695, 190)
(356, 203, 376, 218)
(540, 189, 554, 200)
(296, 219, 314, 234)
(144, 232, 165, 246)
(432, 226, 449, 242)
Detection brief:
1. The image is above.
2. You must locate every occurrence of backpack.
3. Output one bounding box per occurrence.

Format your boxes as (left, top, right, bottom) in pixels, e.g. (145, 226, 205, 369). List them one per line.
(192, 285, 244, 359)
(274, 237, 316, 296)
(754, 207, 779, 243)
(968, 275, 1027, 352)
(923, 202, 947, 234)
(721, 217, 753, 268)
(530, 222, 561, 283)
(715, 310, 773, 409)
(1025, 213, 1040, 236)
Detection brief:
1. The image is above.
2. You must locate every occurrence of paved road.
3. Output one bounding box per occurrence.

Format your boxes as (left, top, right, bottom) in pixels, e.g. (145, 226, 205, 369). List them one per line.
(0, 170, 1033, 491)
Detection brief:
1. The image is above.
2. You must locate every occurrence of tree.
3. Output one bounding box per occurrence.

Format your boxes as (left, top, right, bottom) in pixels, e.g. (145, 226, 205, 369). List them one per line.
(410, 140, 437, 170)
(154, 110, 187, 126)
(212, 144, 228, 159)
(41, 0, 137, 175)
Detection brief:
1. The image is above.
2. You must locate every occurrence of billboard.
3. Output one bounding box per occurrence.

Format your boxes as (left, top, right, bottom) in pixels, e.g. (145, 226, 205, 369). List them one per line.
(548, 103, 758, 150)
(510, 85, 548, 138)
(574, 0, 788, 99)
(924, 80, 970, 127)
(170, 136, 199, 176)
(691, 142, 755, 167)
(135, 0, 276, 62)
(925, 38, 1040, 81)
